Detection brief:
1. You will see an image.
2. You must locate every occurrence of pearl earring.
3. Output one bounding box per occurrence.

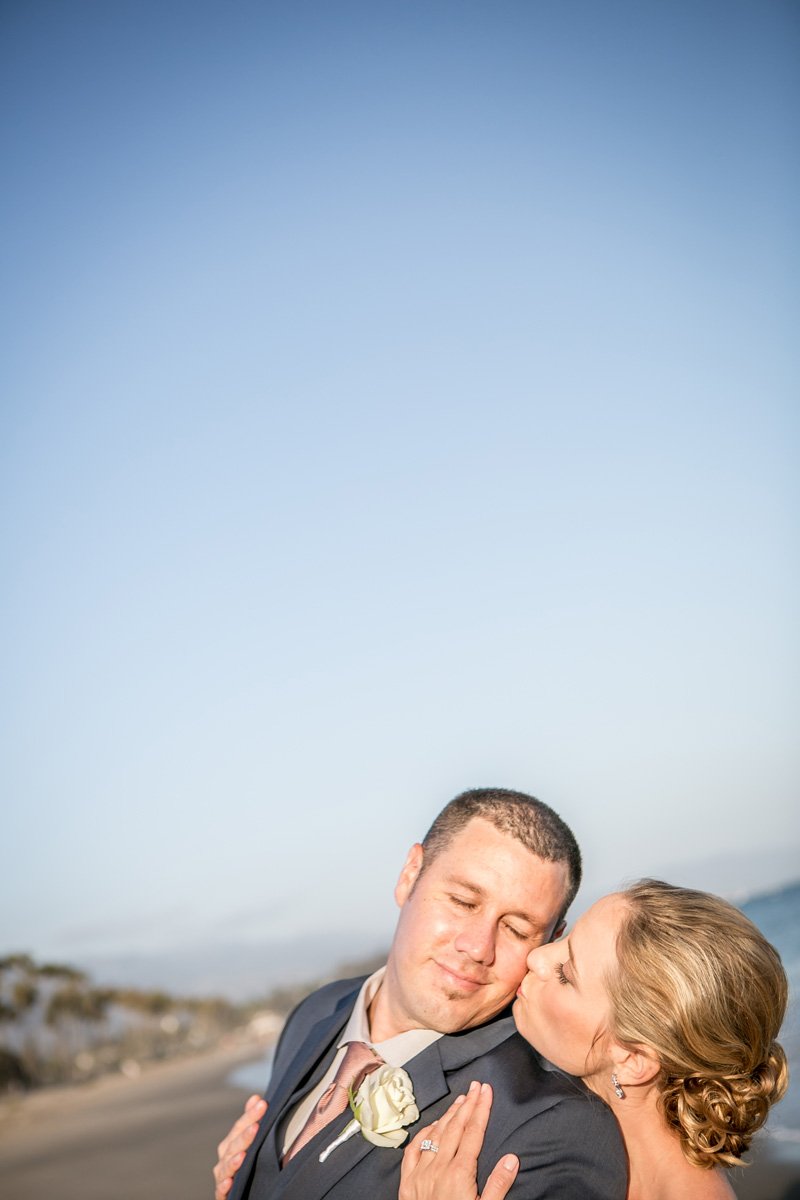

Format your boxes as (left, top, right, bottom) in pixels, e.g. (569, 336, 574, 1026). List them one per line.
(611, 1073, 625, 1099)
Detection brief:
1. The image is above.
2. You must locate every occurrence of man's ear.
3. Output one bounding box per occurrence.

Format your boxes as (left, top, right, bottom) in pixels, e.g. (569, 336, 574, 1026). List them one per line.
(394, 843, 424, 907)
(549, 919, 566, 943)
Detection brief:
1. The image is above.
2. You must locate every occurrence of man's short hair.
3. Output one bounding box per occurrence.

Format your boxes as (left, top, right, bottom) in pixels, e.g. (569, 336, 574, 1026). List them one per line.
(421, 787, 582, 918)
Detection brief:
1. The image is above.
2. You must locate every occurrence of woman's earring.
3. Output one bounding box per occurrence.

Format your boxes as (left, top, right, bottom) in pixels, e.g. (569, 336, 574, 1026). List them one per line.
(611, 1073, 625, 1099)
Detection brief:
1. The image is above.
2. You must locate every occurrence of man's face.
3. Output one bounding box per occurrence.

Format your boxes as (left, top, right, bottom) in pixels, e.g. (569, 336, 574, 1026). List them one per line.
(374, 817, 570, 1038)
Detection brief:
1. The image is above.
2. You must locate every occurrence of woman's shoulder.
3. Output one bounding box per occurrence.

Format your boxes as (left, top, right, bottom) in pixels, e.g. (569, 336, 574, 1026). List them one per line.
(634, 1158, 736, 1200)
(627, 1115, 738, 1200)
(685, 1170, 736, 1200)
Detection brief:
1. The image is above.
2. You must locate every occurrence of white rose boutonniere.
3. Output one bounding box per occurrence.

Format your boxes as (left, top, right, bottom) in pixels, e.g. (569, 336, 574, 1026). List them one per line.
(318, 1066, 419, 1163)
(351, 1065, 420, 1147)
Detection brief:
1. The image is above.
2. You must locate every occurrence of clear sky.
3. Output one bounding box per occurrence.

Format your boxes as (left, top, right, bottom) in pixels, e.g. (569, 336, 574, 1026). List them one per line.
(2, 0, 798, 982)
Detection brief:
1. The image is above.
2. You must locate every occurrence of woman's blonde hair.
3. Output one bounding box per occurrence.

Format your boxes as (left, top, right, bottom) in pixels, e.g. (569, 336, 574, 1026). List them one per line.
(607, 880, 789, 1169)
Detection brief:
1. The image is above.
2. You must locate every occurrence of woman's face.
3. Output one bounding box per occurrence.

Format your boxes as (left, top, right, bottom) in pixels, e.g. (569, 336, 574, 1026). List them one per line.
(512, 893, 626, 1082)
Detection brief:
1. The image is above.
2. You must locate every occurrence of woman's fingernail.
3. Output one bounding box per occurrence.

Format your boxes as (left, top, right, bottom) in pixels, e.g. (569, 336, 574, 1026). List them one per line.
(469, 1080, 480, 1094)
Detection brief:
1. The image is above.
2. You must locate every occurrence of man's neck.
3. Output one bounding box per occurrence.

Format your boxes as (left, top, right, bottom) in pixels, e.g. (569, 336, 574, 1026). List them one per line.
(366, 976, 406, 1042)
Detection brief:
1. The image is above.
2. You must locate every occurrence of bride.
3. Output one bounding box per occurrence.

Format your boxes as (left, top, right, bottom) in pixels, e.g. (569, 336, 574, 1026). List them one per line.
(399, 880, 788, 1200)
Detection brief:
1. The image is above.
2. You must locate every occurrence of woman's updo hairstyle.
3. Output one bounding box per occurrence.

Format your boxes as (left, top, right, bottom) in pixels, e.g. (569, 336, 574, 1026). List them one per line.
(607, 880, 789, 1169)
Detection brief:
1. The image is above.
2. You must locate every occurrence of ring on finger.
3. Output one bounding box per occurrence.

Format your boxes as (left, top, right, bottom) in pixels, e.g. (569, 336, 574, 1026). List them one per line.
(420, 1139, 439, 1153)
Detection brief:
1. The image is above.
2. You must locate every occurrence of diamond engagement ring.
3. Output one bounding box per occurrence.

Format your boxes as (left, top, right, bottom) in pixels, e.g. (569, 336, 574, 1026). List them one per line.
(420, 1139, 439, 1153)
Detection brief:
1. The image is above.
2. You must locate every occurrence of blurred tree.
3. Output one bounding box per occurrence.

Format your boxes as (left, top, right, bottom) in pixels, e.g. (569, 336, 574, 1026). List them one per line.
(12, 980, 38, 1012)
(38, 963, 86, 982)
(0, 953, 35, 973)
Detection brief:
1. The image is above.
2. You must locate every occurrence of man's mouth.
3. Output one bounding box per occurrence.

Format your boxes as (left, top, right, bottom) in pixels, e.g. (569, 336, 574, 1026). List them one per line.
(434, 961, 486, 992)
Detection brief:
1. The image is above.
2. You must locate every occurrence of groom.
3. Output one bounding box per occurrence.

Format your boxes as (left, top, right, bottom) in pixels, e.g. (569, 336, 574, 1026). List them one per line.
(215, 788, 626, 1200)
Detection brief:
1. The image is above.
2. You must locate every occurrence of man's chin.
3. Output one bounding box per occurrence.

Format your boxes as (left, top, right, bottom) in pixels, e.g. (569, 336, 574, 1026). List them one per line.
(425, 996, 509, 1034)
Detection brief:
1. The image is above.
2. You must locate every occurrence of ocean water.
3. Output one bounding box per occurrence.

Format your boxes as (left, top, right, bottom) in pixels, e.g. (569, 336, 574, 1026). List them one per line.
(741, 880, 800, 1152)
(230, 1047, 274, 1094)
(231, 880, 800, 1148)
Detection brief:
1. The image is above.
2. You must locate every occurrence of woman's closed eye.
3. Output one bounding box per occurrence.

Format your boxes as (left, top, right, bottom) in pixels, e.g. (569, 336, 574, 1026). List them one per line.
(555, 961, 572, 985)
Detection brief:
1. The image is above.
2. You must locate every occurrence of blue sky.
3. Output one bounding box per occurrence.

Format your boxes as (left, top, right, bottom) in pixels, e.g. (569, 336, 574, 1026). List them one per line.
(1, 0, 798, 981)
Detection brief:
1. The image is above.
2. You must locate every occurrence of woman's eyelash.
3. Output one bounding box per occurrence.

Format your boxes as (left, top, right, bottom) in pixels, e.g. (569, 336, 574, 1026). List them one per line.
(555, 962, 570, 985)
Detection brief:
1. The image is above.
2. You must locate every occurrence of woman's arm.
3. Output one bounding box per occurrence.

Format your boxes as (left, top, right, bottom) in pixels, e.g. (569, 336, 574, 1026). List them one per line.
(399, 1082, 519, 1200)
(212, 1095, 268, 1200)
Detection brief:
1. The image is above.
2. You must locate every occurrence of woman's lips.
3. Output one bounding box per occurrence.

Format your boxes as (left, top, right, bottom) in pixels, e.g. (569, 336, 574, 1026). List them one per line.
(516, 971, 534, 998)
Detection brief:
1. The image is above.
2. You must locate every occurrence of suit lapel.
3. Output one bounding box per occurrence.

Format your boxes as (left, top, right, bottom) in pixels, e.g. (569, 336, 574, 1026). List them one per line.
(436, 1013, 516, 1072)
(266, 1004, 352, 1128)
(229, 997, 355, 1200)
(395, 1015, 514, 1118)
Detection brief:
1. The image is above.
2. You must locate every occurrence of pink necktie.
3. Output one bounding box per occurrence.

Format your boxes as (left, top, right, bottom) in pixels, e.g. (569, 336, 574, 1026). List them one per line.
(282, 1041, 383, 1164)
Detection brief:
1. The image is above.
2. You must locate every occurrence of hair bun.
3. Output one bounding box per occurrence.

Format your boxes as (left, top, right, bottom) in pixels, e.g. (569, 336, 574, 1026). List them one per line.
(662, 1043, 789, 1169)
(749, 1044, 790, 1107)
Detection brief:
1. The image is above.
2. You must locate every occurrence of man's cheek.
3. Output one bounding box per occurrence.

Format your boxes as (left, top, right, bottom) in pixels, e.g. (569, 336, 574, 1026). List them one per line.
(428, 910, 457, 943)
(500, 948, 529, 992)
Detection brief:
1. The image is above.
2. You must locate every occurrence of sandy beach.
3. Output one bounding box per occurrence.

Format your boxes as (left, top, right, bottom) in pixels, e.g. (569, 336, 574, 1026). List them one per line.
(0, 1039, 796, 1200)
(0, 1039, 266, 1200)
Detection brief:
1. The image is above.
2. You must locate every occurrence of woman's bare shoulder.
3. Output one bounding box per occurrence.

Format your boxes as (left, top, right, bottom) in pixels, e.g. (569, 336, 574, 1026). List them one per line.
(632, 1160, 737, 1200)
(663, 1166, 736, 1200)
(705, 1172, 737, 1200)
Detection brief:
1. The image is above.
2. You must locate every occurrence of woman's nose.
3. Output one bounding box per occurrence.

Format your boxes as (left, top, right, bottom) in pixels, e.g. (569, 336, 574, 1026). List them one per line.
(526, 946, 549, 978)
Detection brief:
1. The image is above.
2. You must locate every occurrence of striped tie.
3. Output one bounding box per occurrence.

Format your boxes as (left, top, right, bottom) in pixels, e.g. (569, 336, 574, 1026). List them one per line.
(282, 1041, 383, 1164)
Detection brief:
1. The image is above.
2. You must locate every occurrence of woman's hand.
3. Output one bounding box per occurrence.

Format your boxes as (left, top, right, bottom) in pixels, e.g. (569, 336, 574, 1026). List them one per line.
(212, 1094, 267, 1199)
(399, 1081, 519, 1200)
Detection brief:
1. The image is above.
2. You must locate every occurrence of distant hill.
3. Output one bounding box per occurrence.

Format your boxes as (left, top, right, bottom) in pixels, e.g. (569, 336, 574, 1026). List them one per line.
(76, 930, 390, 1002)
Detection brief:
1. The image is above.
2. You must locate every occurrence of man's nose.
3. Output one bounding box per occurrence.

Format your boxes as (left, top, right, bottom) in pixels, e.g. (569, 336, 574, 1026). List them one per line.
(454, 916, 497, 964)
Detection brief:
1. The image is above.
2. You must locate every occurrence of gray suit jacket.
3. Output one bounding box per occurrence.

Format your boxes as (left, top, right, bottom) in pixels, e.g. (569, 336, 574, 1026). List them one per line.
(230, 976, 627, 1200)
